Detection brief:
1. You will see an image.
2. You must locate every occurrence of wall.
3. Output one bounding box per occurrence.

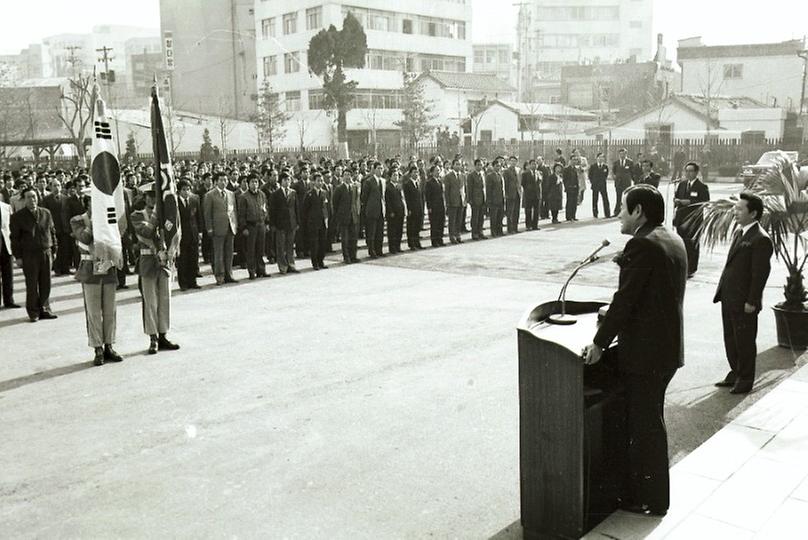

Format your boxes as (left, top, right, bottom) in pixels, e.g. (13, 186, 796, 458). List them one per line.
(471, 103, 519, 142)
(718, 108, 786, 140)
(160, 0, 256, 121)
(679, 54, 804, 111)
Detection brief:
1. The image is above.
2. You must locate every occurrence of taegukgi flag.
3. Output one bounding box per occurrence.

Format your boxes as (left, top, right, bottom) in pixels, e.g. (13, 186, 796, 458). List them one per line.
(89, 82, 127, 269)
(150, 83, 181, 267)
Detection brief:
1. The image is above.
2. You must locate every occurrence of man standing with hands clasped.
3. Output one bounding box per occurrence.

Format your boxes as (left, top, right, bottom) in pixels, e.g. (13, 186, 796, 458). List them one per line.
(583, 185, 687, 518)
(713, 192, 773, 394)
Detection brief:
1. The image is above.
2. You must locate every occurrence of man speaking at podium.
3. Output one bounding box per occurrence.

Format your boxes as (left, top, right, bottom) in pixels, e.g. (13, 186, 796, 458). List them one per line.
(583, 185, 687, 517)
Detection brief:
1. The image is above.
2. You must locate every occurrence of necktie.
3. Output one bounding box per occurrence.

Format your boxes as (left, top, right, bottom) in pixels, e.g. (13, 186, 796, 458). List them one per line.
(729, 229, 743, 254)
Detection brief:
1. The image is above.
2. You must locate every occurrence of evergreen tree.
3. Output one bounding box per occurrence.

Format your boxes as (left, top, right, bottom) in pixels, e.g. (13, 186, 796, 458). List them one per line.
(395, 72, 436, 148)
(255, 80, 290, 153)
(307, 13, 368, 143)
(200, 128, 215, 161)
(123, 131, 138, 163)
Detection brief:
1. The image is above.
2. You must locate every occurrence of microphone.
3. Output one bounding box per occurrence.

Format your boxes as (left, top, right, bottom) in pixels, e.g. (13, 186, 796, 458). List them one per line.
(548, 239, 611, 325)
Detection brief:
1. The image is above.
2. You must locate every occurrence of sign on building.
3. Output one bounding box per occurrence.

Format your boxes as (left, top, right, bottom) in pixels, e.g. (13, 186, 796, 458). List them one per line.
(164, 31, 174, 71)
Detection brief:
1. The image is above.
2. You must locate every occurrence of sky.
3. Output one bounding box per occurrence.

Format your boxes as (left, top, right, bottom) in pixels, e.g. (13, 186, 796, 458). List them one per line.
(1, 0, 807, 59)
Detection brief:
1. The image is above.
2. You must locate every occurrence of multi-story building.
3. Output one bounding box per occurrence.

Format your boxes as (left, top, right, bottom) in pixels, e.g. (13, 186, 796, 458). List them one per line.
(677, 37, 806, 113)
(254, 0, 473, 148)
(517, 0, 653, 99)
(473, 43, 517, 88)
(160, 0, 257, 121)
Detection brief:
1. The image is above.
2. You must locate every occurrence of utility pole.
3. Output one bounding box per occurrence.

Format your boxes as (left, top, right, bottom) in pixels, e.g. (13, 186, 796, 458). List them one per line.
(96, 45, 122, 157)
(65, 45, 82, 77)
(798, 37, 807, 118)
(514, 2, 529, 101)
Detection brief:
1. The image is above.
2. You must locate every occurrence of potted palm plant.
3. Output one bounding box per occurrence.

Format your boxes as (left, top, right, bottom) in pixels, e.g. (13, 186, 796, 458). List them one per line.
(695, 151, 808, 349)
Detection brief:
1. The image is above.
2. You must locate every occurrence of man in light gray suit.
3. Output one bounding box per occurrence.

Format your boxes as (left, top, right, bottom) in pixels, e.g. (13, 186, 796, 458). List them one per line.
(203, 171, 239, 285)
(444, 158, 466, 244)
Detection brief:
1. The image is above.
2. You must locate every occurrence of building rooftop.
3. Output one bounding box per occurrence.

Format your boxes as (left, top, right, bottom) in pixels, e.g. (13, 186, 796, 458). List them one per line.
(417, 70, 516, 93)
(677, 39, 804, 60)
(497, 100, 597, 119)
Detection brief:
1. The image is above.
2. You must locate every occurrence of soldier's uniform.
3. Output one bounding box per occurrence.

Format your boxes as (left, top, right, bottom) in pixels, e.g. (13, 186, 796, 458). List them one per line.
(130, 186, 180, 354)
(70, 212, 123, 366)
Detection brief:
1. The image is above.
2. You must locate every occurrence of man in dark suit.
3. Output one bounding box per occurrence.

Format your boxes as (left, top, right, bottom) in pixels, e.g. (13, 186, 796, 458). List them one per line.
(292, 165, 310, 258)
(588, 152, 610, 218)
(270, 172, 299, 274)
(403, 167, 424, 250)
(177, 180, 202, 289)
(10, 188, 58, 322)
(562, 158, 580, 222)
(238, 175, 269, 279)
(638, 160, 661, 188)
(333, 169, 359, 263)
(612, 148, 634, 216)
(0, 199, 19, 308)
(467, 159, 486, 240)
(673, 161, 711, 277)
(444, 159, 465, 244)
(713, 192, 773, 394)
(63, 180, 86, 270)
(486, 158, 506, 237)
(503, 156, 521, 233)
(385, 169, 405, 254)
(361, 162, 385, 258)
(40, 179, 71, 275)
(521, 159, 541, 230)
(584, 185, 687, 517)
(537, 156, 552, 220)
(301, 172, 328, 270)
(425, 165, 446, 247)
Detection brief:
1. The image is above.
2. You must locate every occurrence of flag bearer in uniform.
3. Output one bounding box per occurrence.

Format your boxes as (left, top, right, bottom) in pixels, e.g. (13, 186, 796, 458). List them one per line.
(131, 183, 180, 355)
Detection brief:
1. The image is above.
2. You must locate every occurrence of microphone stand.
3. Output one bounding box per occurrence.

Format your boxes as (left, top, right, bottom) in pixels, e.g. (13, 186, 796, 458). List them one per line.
(548, 242, 610, 325)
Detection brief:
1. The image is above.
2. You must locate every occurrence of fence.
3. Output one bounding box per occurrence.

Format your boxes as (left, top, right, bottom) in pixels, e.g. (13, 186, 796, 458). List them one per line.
(9, 138, 808, 178)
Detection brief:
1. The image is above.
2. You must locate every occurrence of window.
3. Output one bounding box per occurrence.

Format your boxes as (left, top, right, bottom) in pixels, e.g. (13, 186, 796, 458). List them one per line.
(369, 13, 391, 31)
(309, 90, 327, 110)
(486, 50, 496, 63)
(283, 12, 297, 35)
(261, 18, 275, 39)
(262, 55, 277, 77)
(285, 91, 300, 112)
(723, 63, 743, 79)
(402, 19, 413, 34)
(306, 7, 322, 30)
(498, 50, 509, 63)
(284, 52, 299, 73)
(629, 20, 642, 28)
(474, 50, 484, 63)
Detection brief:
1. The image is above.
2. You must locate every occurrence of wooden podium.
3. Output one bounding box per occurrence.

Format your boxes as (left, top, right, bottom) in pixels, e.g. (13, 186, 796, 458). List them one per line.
(517, 301, 626, 540)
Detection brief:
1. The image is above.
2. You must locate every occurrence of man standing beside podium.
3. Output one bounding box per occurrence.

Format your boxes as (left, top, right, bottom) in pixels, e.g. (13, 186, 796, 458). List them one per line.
(583, 185, 687, 517)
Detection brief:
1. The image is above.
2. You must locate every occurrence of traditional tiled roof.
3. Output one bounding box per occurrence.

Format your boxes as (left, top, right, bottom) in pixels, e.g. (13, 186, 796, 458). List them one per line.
(417, 70, 516, 93)
(605, 94, 768, 130)
(677, 39, 803, 60)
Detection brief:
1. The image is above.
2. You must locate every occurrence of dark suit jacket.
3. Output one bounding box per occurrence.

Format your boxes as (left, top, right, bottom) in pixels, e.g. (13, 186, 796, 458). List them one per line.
(361, 175, 384, 219)
(594, 224, 688, 375)
(673, 178, 710, 227)
(639, 172, 661, 188)
(466, 171, 485, 207)
(503, 167, 520, 199)
(385, 182, 405, 219)
(425, 177, 445, 214)
(562, 165, 579, 193)
(403, 178, 423, 216)
(40, 194, 67, 235)
(333, 183, 354, 226)
(10, 207, 57, 257)
(270, 187, 298, 232)
(521, 169, 540, 204)
(178, 194, 201, 243)
(713, 223, 773, 312)
(588, 163, 609, 188)
(443, 171, 465, 208)
(301, 188, 327, 231)
(612, 158, 634, 189)
(485, 171, 505, 209)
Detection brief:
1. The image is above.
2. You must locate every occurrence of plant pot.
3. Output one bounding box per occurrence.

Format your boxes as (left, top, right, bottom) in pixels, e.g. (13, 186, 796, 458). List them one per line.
(772, 305, 808, 350)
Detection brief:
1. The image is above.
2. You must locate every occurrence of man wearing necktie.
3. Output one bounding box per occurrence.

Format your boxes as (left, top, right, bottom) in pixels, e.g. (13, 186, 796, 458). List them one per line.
(673, 162, 711, 277)
(713, 192, 773, 394)
(361, 162, 385, 258)
(203, 171, 239, 285)
(0, 198, 19, 308)
(612, 148, 633, 216)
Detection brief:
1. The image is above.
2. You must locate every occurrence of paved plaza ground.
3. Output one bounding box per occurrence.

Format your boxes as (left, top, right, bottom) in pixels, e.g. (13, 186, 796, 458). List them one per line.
(1, 181, 805, 538)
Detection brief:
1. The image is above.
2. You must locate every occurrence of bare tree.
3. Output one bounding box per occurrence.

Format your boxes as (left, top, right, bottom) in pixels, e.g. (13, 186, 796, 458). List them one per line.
(217, 98, 236, 155)
(361, 92, 381, 156)
(57, 74, 94, 166)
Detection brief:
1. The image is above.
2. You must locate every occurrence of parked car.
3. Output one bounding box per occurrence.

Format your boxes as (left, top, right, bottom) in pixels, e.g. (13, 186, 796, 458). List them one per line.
(739, 150, 799, 187)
